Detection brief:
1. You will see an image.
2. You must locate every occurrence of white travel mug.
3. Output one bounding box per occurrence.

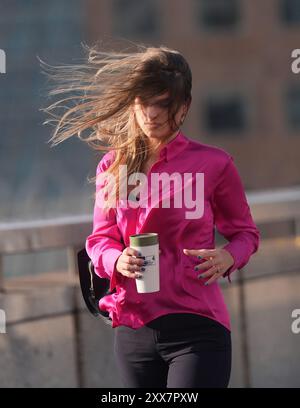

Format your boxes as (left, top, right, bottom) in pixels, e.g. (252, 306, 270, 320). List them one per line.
(129, 233, 160, 293)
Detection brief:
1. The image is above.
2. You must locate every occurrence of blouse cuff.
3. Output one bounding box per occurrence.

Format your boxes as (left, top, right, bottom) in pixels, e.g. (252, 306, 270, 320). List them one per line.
(221, 242, 243, 283)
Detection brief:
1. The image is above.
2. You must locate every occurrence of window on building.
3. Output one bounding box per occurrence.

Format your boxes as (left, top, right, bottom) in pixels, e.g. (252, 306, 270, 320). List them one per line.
(112, 0, 159, 39)
(285, 86, 300, 129)
(203, 92, 247, 134)
(280, 0, 300, 24)
(195, 0, 240, 30)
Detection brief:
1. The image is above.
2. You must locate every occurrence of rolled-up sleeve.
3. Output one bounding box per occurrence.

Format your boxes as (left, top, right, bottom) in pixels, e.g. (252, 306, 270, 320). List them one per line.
(211, 155, 260, 283)
(85, 152, 124, 292)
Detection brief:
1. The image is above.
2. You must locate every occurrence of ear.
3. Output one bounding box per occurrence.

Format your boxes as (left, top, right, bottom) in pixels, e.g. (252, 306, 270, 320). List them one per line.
(186, 96, 192, 111)
(183, 97, 192, 115)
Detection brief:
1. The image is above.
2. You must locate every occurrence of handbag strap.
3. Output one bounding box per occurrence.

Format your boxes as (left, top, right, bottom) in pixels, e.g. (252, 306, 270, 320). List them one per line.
(88, 260, 96, 300)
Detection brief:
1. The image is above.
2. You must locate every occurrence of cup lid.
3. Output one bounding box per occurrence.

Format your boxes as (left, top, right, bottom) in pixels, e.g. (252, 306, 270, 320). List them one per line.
(129, 233, 158, 246)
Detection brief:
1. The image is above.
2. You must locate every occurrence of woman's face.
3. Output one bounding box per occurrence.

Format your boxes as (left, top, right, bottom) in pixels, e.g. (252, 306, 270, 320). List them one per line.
(133, 91, 188, 141)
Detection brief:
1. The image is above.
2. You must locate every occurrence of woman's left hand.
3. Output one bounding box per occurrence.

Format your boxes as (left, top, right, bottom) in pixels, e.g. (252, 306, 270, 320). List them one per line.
(183, 247, 234, 286)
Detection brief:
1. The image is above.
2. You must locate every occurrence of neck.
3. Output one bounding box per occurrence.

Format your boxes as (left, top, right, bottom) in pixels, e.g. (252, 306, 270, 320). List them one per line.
(146, 129, 180, 158)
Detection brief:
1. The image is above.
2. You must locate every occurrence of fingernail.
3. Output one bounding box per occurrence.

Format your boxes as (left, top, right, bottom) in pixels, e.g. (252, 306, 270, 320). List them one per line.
(194, 266, 199, 271)
(197, 255, 202, 259)
(197, 273, 204, 279)
(136, 274, 142, 279)
(204, 282, 209, 286)
(141, 267, 145, 271)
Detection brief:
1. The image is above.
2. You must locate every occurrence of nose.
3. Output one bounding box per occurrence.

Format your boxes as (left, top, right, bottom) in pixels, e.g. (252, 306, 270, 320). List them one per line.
(142, 104, 160, 121)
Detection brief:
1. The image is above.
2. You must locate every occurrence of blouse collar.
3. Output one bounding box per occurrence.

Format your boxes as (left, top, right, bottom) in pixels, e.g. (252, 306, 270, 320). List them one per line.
(158, 130, 190, 162)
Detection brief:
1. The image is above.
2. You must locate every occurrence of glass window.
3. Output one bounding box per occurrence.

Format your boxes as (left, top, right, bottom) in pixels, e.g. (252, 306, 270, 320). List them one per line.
(196, 0, 240, 30)
(285, 86, 300, 129)
(112, 0, 160, 39)
(203, 92, 247, 134)
(280, 0, 300, 24)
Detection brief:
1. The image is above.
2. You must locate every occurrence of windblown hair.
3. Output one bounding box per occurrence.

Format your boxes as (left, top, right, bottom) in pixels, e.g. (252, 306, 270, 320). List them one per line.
(39, 42, 192, 212)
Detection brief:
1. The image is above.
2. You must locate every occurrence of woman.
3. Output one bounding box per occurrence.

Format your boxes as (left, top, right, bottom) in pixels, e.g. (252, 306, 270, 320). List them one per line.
(41, 43, 260, 388)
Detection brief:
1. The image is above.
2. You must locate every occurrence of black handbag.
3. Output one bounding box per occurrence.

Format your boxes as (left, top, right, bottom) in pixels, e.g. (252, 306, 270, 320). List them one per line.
(76, 247, 116, 326)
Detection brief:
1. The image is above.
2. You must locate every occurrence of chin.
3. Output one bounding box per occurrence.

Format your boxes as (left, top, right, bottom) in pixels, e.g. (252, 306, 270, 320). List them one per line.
(143, 128, 168, 139)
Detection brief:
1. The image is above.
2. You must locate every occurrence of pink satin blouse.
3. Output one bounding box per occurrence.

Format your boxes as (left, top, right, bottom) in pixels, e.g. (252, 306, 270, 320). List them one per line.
(85, 130, 260, 331)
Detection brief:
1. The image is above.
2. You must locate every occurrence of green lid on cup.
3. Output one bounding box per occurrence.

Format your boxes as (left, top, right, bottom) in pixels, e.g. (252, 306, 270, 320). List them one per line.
(129, 233, 158, 246)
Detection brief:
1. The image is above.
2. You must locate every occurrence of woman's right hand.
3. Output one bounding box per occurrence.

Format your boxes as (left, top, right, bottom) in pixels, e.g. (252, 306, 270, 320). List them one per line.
(115, 247, 161, 279)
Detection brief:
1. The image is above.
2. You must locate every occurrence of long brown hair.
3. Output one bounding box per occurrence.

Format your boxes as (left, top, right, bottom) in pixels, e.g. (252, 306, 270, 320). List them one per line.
(39, 42, 192, 212)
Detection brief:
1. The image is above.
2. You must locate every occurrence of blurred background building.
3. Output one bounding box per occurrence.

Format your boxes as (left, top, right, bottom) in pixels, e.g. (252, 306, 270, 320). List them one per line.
(0, 0, 300, 388)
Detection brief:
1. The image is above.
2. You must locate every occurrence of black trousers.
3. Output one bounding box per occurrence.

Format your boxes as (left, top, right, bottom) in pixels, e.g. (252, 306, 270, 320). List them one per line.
(113, 313, 232, 388)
